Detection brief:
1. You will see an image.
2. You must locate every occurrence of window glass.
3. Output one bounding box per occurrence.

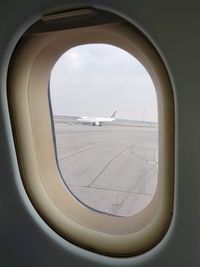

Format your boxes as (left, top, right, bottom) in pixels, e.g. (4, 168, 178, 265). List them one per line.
(50, 44, 158, 216)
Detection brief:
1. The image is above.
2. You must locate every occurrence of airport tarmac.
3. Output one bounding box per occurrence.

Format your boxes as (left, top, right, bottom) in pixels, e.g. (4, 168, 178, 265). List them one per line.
(54, 122, 158, 217)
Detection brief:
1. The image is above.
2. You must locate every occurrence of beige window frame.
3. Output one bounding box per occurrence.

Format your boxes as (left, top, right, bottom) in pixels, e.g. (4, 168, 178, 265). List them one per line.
(8, 9, 174, 256)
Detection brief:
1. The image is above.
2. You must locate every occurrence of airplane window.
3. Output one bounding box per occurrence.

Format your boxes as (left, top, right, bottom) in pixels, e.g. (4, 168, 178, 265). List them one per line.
(50, 44, 158, 217)
(8, 9, 174, 255)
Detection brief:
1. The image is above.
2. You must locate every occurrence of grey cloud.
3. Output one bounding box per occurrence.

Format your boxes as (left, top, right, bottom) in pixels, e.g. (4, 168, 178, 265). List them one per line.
(50, 44, 157, 122)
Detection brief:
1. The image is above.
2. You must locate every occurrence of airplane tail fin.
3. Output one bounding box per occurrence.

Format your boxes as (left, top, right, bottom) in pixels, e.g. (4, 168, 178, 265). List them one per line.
(110, 111, 117, 119)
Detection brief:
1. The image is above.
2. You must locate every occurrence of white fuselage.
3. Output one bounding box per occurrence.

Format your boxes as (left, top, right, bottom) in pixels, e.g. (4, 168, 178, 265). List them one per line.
(77, 111, 117, 126)
(78, 116, 115, 123)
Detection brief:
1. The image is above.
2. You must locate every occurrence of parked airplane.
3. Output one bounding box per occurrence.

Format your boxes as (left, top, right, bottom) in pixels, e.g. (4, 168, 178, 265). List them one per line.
(77, 111, 117, 126)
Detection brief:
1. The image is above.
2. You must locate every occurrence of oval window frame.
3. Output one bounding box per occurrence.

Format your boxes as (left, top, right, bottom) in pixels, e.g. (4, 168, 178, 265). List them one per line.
(8, 9, 174, 256)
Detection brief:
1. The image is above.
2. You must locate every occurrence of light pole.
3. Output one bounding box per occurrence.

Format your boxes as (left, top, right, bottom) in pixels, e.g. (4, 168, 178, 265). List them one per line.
(143, 109, 146, 126)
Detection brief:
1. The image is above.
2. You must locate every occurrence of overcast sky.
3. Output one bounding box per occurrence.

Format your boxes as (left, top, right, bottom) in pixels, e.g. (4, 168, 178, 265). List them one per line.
(50, 44, 158, 122)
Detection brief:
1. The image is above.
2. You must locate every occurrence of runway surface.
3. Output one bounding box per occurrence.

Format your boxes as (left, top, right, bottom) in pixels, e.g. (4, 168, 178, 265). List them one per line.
(54, 123, 158, 216)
